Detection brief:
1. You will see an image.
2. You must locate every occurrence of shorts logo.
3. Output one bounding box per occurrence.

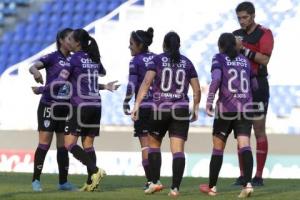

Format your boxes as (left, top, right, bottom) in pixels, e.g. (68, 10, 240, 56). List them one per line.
(44, 120, 50, 128)
(153, 131, 160, 135)
(76, 128, 81, 133)
(220, 132, 226, 136)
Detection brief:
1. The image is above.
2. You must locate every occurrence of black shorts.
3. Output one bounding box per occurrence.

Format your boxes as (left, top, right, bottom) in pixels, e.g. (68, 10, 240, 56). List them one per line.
(253, 77, 269, 116)
(148, 108, 190, 141)
(37, 102, 69, 133)
(65, 104, 101, 137)
(134, 107, 151, 137)
(212, 112, 252, 142)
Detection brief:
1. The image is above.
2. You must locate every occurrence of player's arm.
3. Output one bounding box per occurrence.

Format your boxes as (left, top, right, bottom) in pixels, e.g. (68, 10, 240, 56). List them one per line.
(131, 70, 156, 121)
(36, 69, 70, 94)
(98, 81, 120, 92)
(29, 61, 45, 84)
(190, 78, 201, 122)
(206, 69, 222, 116)
(241, 48, 271, 66)
(123, 62, 138, 115)
(240, 30, 274, 66)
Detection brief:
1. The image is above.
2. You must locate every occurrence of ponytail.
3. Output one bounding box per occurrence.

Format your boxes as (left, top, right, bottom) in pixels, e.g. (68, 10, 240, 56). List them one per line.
(72, 29, 101, 63)
(163, 31, 181, 64)
(87, 36, 100, 63)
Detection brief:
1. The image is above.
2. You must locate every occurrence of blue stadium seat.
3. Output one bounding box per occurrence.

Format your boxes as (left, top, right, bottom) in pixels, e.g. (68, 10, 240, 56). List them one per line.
(3, 2, 17, 15)
(0, 0, 125, 77)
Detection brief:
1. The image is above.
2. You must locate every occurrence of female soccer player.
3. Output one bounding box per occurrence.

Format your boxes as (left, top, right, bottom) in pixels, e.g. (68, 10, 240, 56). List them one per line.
(29, 28, 76, 192)
(62, 28, 115, 192)
(199, 33, 257, 198)
(131, 31, 201, 197)
(123, 27, 155, 188)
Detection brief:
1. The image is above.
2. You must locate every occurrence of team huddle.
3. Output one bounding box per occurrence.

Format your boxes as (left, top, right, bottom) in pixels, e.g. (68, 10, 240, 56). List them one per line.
(29, 1, 273, 198)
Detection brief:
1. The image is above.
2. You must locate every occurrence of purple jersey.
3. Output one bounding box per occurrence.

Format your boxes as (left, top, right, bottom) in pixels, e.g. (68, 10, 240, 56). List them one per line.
(147, 53, 198, 110)
(69, 51, 101, 106)
(38, 51, 71, 105)
(208, 53, 254, 112)
(126, 52, 155, 107)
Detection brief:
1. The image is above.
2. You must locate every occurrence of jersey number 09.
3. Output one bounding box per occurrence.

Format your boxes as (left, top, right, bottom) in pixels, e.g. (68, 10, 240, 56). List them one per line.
(160, 68, 186, 93)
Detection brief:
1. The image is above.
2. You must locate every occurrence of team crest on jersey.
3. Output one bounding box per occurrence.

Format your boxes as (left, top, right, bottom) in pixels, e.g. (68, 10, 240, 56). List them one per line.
(44, 120, 50, 128)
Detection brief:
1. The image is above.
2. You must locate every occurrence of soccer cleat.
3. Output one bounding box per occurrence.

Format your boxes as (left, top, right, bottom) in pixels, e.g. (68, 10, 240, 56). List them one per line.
(251, 176, 264, 186)
(233, 176, 245, 186)
(238, 183, 253, 198)
(58, 182, 78, 191)
(32, 179, 42, 192)
(199, 184, 217, 196)
(143, 182, 151, 190)
(89, 168, 106, 191)
(79, 183, 92, 192)
(144, 182, 164, 194)
(168, 187, 180, 198)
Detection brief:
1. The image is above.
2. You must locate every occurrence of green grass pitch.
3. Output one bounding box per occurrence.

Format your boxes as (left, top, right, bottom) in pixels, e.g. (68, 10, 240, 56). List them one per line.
(0, 173, 299, 200)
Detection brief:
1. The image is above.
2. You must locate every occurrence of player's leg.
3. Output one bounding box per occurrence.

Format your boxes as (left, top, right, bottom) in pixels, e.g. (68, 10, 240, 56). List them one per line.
(53, 103, 73, 189)
(32, 103, 54, 191)
(252, 78, 269, 186)
(135, 108, 151, 187)
(32, 131, 53, 191)
(139, 136, 150, 187)
(146, 134, 163, 191)
(200, 136, 226, 196)
(234, 144, 245, 185)
(200, 113, 232, 196)
(167, 108, 189, 197)
(235, 113, 254, 198)
(237, 135, 254, 198)
(64, 106, 101, 191)
(78, 104, 105, 191)
(82, 136, 97, 186)
(253, 116, 267, 184)
(144, 110, 167, 194)
(56, 132, 77, 191)
(169, 137, 185, 197)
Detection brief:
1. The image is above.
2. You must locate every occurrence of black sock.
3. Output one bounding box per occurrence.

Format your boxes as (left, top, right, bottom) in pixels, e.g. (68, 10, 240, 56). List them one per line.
(142, 159, 151, 182)
(239, 146, 253, 186)
(171, 152, 185, 190)
(84, 147, 96, 184)
(32, 143, 50, 182)
(57, 146, 69, 184)
(148, 148, 161, 184)
(67, 144, 97, 174)
(209, 148, 223, 188)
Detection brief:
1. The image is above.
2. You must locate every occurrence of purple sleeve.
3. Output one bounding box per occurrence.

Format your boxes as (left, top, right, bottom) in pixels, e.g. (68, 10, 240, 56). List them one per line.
(188, 60, 198, 79)
(207, 69, 222, 105)
(38, 53, 53, 68)
(125, 61, 138, 101)
(211, 54, 222, 72)
(147, 56, 158, 72)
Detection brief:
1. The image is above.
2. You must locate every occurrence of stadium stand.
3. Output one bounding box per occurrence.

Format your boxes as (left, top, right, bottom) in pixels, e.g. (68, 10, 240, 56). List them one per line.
(0, 0, 126, 75)
(0, 0, 299, 134)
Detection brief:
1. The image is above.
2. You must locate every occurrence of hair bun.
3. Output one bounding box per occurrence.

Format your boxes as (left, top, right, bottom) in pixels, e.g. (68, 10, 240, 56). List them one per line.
(147, 27, 154, 37)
